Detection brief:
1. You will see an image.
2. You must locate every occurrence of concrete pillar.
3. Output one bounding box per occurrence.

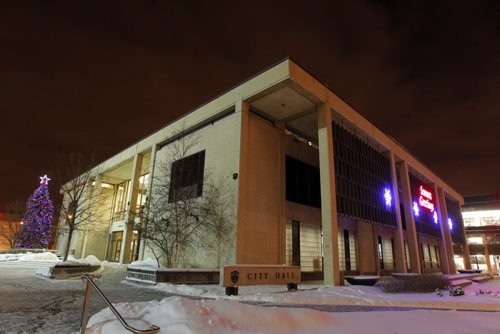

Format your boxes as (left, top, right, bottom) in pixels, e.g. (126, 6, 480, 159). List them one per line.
(396, 161, 422, 273)
(119, 152, 144, 264)
(276, 121, 287, 265)
(357, 221, 377, 274)
(138, 145, 158, 261)
(373, 226, 381, 274)
(389, 152, 406, 273)
(483, 234, 492, 273)
(437, 188, 456, 273)
(80, 174, 101, 259)
(235, 100, 250, 264)
(317, 104, 340, 285)
(434, 185, 450, 274)
(462, 232, 472, 270)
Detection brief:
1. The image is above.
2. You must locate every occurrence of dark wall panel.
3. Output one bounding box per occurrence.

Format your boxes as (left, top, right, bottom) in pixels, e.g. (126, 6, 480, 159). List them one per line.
(332, 123, 396, 228)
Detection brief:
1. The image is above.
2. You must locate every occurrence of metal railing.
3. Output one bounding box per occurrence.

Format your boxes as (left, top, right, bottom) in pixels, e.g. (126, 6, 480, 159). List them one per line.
(80, 274, 160, 334)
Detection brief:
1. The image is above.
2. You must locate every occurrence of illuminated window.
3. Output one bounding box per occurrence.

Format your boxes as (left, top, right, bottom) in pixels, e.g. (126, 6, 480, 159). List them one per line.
(467, 236, 483, 245)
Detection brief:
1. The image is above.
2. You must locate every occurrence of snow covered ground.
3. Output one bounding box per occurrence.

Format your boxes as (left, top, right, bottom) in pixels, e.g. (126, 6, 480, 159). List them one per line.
(2, 254, 500, 333)
(0, 251, 61, 262)
(86, 262, 500, 333)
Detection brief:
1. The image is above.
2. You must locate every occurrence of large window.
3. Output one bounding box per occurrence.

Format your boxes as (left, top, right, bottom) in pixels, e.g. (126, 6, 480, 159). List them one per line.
(333, 123, 396, 227)
(169, 151, 205, 202)
(112, 181, 129, 222)
(286, 156, 321, 208)
(286, 221, 322, 272)
(136, 174, 149, 213)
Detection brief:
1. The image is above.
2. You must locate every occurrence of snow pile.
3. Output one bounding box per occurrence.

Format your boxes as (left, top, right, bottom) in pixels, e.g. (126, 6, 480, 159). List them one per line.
(154, 282, 302, 299)
(18, 252, 60, 262)
(128, 258, 161, 269)
(0, 253, 23, 262)
(86, 296, 500, 334)
(58, 255, 101, 266)
(87, 296, 336, 333)
(155, 283, 221, 298)
(74, 255, 101, 266)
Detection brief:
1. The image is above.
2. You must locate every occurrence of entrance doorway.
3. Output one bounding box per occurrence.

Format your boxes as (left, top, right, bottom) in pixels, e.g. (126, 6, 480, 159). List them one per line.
(109, 231, 123, 262)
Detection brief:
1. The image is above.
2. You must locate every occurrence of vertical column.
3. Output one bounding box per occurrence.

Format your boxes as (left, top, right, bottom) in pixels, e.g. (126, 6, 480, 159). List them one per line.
(235, 100, 250, 264)
(81, 174, 101, 258)
(119, 152, 144, 264)
(396, 161, 422, 273)
(437, 188, 456, 273)
(389, 152, 406, 273)
(317, 104, 340, 285)
(276, 121, 287, 264)
(462, 229, 472, 270)
(138, 145, 158, 261)
(483, 234, 492, 273)
(434, 185, 450, 274)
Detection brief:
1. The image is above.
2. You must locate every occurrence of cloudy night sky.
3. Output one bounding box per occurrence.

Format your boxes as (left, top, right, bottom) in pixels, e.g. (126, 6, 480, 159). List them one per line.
(0, 0, 498, 209)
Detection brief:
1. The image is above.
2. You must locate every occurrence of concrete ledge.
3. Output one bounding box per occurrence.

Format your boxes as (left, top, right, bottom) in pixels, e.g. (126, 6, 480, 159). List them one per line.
(36, 263, 101, 279)
(126, 267, 220, 285)
(448, 279, 472, 288)
(344, 275, 380, 286)
(458, 269, 482, 274)
(471, 275, 492, 283)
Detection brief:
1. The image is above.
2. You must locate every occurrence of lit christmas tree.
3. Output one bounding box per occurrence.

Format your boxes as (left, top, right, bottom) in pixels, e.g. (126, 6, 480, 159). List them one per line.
(16, 175, 54, 249)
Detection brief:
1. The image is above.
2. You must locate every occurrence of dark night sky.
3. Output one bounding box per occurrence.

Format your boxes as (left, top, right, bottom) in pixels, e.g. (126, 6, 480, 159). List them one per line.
(0, 0, 499, 209)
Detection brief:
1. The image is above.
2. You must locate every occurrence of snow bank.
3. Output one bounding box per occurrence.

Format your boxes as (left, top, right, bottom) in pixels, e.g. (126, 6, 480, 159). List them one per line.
(76, 255, 101, 266)
(152, 279, 500, 311)
(0, 253, 23, 262)
(86, 296, 500, 334)
(87, 296, 336, 334)
(18, 252, 60, 262)
(59, 255, 101, 266)
(128, 258, 161, 269)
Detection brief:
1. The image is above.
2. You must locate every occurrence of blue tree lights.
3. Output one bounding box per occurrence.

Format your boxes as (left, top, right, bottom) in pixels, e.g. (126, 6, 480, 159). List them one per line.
(16, 175, 54, 249)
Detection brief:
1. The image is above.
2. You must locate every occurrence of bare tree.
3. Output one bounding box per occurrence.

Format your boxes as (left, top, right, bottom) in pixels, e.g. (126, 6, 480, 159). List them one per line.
(57, 153, 103, 261)
(0, 201, 24, 249)
(140, 133, 234, 268)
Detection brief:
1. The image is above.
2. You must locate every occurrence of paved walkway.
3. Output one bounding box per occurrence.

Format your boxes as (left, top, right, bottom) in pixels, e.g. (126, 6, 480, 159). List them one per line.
(0, 263, 173, 333)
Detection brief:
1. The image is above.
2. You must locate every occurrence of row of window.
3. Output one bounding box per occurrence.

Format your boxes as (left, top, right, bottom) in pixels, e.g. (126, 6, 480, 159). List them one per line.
(332, 122, 396, 227)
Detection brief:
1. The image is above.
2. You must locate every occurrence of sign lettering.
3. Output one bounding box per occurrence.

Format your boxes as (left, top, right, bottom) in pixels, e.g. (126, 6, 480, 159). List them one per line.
(418, 185, 435, 212)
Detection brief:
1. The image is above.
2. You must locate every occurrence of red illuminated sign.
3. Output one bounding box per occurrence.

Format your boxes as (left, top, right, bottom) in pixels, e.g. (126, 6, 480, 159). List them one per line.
(418, 185, 434, 212)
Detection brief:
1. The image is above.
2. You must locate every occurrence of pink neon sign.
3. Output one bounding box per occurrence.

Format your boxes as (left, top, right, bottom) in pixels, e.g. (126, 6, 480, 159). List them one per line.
(418, 185, 435, 212)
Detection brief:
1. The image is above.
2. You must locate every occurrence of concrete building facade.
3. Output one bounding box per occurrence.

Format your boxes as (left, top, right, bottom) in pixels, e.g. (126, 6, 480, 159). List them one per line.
(55, 59, 470, 285)
(0, 212, 23, 250)
(462, 194, 500, 274)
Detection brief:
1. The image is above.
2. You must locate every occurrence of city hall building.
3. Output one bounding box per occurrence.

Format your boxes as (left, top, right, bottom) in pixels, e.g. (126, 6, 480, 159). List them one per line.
(55, 58, 470, 285)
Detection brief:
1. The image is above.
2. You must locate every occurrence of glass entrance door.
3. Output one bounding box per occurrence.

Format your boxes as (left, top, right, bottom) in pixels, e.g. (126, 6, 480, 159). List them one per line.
(109, 231, 123, 262)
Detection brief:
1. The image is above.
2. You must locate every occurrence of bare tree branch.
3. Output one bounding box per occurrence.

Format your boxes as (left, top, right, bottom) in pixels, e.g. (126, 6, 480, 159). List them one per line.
(56, 152, 105, 261)
(139, 132, 234, 268)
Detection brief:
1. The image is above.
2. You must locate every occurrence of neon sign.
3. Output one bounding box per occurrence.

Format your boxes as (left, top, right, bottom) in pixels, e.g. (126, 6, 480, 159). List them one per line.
(413, 202, 420, 217)
(433, 211, 438, 224)
(384, 188, 392, 208)
(448, 218, 453, 230)
(418, 185, 434, 212)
